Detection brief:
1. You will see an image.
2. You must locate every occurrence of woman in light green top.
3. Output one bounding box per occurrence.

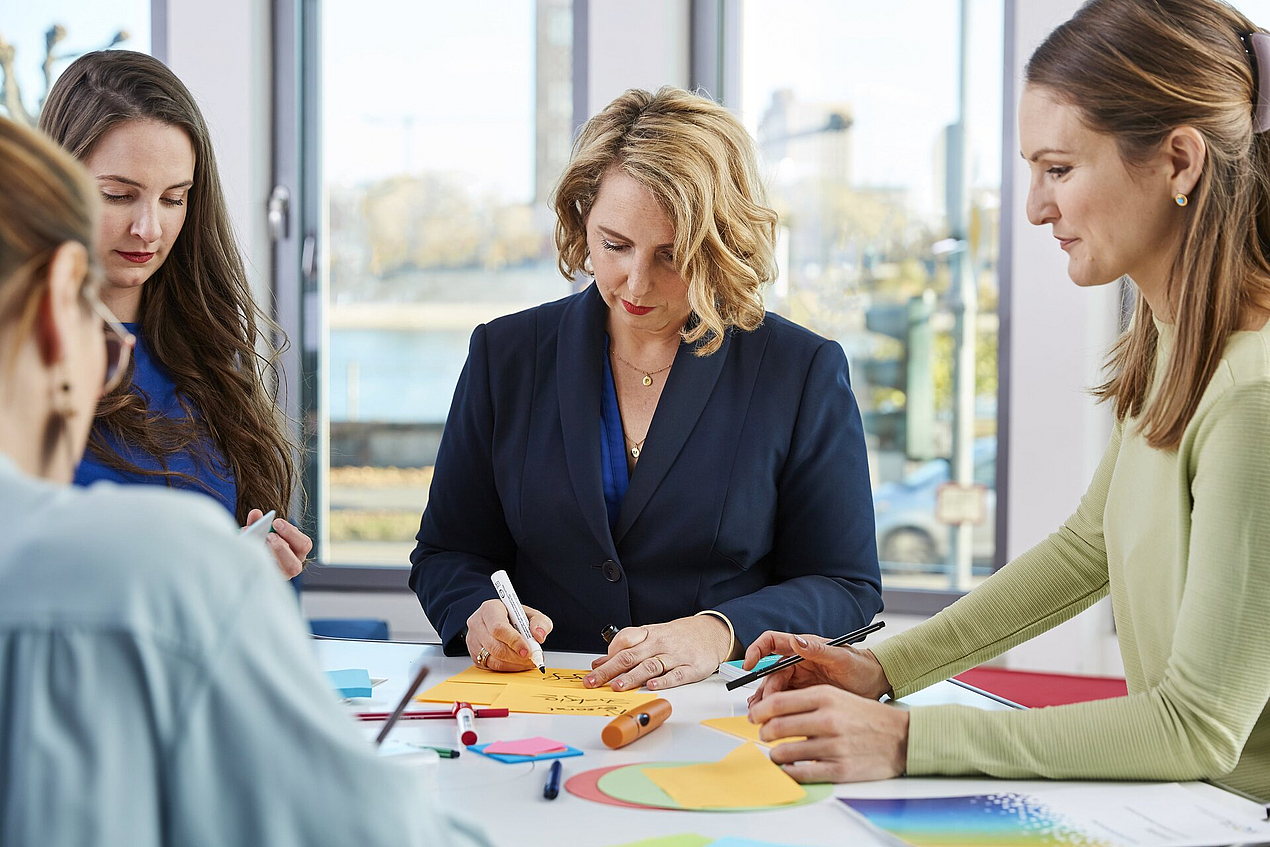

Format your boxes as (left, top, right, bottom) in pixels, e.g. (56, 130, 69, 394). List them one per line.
(0, 119, 487, 845)
(744, 0, 1270, 801)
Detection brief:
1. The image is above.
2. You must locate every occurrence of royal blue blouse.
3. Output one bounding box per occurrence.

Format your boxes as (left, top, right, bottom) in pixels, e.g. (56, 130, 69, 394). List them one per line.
(73, 323, 237, 516)
(598, 344, 630, 531)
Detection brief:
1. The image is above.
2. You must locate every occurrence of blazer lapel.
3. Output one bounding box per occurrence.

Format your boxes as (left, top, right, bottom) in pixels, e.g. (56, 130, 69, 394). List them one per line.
(557, 284, 618, 558)
(614, 329, 733, 544)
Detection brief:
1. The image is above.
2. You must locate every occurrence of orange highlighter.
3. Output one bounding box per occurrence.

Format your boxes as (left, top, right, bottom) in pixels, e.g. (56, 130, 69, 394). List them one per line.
(601, 699, 672, 749)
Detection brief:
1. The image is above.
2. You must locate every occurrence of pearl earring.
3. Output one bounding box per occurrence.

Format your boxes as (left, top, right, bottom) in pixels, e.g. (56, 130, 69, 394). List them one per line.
(1174, 193, 1189, 207)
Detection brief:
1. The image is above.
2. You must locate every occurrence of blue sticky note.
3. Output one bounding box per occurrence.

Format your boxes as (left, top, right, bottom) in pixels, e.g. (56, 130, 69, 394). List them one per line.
(325, 668, 373, 699)
(467, 742, 585, 764)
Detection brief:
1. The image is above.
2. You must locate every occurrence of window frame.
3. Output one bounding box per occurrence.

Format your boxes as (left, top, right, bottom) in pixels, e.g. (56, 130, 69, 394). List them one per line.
(282, 0, 592, 591)
(691, 0, 1016, 614)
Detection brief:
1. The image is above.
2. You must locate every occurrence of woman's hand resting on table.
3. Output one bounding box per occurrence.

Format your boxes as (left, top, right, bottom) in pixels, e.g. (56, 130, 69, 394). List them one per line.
(244, 509, 313, 579)
(464, 598, 554, 671)
(584, 615, 736, 692)
(748, 685, 909, 783)
(741, 630, 907, 783)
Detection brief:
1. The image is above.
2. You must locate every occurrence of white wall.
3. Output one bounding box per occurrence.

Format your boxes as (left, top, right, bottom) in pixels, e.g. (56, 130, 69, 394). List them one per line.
(163, 0, 273, 306)
(587, 0, 690, 114)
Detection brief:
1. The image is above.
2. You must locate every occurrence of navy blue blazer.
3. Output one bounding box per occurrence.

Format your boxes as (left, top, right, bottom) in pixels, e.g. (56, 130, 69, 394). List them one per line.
(410, 284, 882, 655)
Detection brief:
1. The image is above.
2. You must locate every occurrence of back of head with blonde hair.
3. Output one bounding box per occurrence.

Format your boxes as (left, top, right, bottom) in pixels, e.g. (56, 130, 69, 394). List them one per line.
(0, 116, 98, 363)
(553, 87, 778, 355)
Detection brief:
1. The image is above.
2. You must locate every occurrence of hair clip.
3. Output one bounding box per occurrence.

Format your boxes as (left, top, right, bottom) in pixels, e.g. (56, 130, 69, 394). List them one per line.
(1240, 31, 1270, 133)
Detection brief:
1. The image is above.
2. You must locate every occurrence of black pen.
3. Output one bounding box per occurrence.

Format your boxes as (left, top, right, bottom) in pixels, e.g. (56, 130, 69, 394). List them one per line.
(724, 621, 885, 690)
(543, 760, 562, 800)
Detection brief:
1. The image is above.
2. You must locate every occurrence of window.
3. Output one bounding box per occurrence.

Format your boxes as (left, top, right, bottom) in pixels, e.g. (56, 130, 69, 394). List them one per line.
(733, 0, 1005, 591)
(311, 1, 575, 571)
(0, 3, 151, 126)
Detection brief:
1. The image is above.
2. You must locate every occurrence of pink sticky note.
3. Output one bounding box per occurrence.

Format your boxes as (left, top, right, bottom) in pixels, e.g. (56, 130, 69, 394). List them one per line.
(483, 736, 568, 756)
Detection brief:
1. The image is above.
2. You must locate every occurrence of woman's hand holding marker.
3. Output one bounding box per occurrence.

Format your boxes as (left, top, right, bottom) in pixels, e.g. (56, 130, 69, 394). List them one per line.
(464, 597, 553, 673)
(244, 508, 313, 579)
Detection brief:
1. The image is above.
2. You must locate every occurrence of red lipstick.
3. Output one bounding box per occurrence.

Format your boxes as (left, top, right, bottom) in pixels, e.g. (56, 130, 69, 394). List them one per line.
(622, 299, 654, 316)
(117, 251, 155, 264)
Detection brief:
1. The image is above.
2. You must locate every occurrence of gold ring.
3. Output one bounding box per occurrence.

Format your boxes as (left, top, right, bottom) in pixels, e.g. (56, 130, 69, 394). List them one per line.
(651, 655, 665, 676)
(475, 647, 490, 667)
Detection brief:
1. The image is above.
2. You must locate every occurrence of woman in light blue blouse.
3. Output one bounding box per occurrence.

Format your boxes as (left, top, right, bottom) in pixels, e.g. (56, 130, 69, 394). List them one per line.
(0, 116, 485, 847)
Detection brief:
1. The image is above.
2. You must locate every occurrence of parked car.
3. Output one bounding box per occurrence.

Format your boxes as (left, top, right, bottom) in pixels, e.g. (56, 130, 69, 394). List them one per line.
(872, 437, 996, 572)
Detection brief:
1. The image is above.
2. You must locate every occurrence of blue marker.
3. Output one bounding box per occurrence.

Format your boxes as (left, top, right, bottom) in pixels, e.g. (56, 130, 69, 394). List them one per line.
(543, 760, 562, 800)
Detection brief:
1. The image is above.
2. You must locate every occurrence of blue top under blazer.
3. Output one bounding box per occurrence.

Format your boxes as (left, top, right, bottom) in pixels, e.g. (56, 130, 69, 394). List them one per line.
(410, 283, 882, 655)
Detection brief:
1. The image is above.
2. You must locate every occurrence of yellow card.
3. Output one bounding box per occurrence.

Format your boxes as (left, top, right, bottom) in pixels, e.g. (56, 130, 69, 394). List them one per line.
(414, 680, 505, 706)
(642, 743, 806, 808)
(700, 715, 805, 747)
(490, 685, 657, 717)
(447, 665, 592, 689)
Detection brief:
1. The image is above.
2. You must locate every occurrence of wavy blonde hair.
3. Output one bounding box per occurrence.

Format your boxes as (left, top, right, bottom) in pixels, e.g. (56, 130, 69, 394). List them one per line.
(553, 87, 777, 355)
(1028, 0, 1270, 450)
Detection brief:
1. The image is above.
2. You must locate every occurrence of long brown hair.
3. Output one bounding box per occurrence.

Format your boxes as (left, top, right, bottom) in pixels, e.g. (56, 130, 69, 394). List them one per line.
(1028, 0, 1270, 450)
(38, 51, 296, 522)
(553, 87, 777, 356)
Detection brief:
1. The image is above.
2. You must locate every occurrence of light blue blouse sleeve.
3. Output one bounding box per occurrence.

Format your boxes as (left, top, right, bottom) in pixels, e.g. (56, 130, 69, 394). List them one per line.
(166, 555, 488, 847)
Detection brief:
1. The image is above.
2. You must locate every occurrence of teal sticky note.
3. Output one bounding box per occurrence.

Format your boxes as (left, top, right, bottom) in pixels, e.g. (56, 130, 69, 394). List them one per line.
(325, 668, 373, 699)
(467, 742, 585, 764)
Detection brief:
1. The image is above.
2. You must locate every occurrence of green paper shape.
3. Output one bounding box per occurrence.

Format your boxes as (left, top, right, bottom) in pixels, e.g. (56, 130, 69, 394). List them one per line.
(607, 836, 714, 847)
(597, 762, 831, 812)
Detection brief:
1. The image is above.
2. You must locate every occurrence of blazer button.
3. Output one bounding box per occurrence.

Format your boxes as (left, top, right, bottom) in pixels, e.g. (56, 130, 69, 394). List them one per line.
(601, 559, 622, 583)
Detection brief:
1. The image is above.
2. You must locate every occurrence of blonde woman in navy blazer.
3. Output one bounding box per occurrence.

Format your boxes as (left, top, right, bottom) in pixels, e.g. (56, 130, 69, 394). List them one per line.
(410, 87, 882, 692)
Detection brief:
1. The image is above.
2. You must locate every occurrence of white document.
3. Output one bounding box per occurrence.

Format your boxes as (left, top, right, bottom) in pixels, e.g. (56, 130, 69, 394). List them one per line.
(837, 779, 1270, 847)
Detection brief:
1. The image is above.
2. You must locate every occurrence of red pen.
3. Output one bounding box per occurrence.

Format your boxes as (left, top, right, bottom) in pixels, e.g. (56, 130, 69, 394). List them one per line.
(357, 707, 509, 722)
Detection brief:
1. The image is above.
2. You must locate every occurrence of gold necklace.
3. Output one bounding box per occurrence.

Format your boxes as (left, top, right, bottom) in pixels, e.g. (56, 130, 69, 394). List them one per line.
(610, 346, 674, 387)
(624, 432, 648, 459)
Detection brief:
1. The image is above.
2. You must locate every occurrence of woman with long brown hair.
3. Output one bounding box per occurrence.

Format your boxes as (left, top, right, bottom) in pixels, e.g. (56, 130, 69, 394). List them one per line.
(743, 0, 1270, 800)
(39, 50, 311, 577)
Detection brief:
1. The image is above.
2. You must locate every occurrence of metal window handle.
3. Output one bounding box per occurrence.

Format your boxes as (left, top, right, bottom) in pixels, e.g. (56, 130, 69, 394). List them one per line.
(302, 234, 317, 281)
(267, 185, 291, 241)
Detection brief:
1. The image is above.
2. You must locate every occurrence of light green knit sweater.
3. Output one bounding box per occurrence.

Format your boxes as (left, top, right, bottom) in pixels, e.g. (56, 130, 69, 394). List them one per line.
(871, 318, 1270, 801)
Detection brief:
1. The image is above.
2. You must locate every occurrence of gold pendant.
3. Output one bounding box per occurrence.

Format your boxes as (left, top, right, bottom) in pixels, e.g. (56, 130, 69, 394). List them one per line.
(630, 446, 640, 459)
(642, 374, 653, 387)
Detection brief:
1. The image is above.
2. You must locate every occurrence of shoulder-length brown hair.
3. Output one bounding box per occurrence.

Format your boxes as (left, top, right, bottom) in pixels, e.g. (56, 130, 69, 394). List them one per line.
(1028, 0, 1270, 450)
(553, 87, 778, 355)
(39, 51, 296, 523)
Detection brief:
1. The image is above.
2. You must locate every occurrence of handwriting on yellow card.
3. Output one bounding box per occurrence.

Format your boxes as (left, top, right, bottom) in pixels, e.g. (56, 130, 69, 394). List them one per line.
(447, 665, 592, 689)
(643, 743, 806, 808)
(491, 686, 656, 717)
(414, 680, 504, 706)
(700, 716, 804, 747)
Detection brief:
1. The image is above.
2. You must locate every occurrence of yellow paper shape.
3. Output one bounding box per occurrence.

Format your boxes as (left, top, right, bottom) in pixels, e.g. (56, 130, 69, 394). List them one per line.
(701, 715, 805, 747)
(642, 743, 806, 809)
(491, 685, 656, 717)
(414, 680, 505, 706)
(447, 665, 593, 689)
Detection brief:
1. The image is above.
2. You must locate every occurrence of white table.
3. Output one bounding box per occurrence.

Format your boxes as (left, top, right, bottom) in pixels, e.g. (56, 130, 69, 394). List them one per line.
(313, 637, 1020, 847)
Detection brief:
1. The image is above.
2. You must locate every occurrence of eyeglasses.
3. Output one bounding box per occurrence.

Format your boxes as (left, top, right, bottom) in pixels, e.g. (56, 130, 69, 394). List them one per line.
(81, 287, 135, 393)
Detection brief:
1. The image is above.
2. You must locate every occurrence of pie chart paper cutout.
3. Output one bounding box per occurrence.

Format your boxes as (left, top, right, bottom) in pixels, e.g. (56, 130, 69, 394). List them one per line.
(567, 762, 831, 812)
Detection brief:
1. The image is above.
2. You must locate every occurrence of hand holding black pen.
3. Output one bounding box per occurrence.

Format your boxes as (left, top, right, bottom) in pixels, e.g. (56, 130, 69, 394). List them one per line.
(736, 622, 891, 704)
